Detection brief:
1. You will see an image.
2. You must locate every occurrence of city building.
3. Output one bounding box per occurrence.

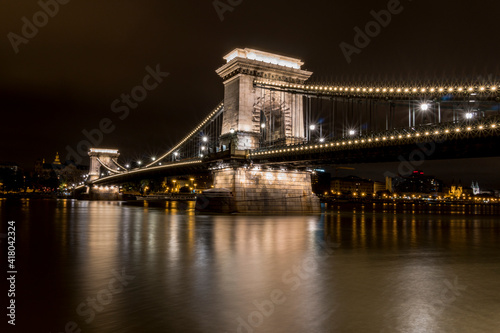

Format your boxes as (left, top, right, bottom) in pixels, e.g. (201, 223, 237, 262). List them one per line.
(312, 169, 331, 195)
(393, 170, 442, 194)
(0, 162, 20, 173)
(36, 153, 89, 189)
(448, 180, 463, 198)
(472, 181, 480, 195)
(330, 175, 375, 195)
(0, 162, 22, 192)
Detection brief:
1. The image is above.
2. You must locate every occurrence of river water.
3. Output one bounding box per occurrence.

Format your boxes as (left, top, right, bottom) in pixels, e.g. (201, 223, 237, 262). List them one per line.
(1, 199, 500, 333)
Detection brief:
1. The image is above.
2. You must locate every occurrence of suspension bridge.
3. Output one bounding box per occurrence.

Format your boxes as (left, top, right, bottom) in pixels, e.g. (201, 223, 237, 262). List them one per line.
(83, 48, 500, 212)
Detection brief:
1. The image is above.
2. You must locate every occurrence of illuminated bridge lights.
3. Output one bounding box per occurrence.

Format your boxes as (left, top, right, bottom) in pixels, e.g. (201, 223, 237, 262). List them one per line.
(248, 119, 500, 159)
(89, 148, 119, 154)
(254, 80, 500, 98)
(249, 118, 500, 159)
(93, 159, 204, 183)
(145, 103, 224, 168)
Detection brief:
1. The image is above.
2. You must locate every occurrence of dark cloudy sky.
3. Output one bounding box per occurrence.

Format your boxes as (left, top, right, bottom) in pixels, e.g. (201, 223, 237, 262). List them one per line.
(1, 0, 500, 186)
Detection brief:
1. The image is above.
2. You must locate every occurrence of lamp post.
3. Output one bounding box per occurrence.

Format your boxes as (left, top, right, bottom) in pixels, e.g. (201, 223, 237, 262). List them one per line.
(420, 102, 431, 125)
(260, 123, 266, 147)
(309, 124, 316, 142)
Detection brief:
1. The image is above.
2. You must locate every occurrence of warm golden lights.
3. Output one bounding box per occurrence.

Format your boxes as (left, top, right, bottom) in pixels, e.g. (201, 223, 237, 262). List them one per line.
(253, 80, 500, 98)
(249, 123, 499, 158)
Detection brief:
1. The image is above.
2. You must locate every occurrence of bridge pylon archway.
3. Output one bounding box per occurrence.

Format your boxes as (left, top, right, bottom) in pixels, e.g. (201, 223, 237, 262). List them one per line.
(88, 148, 121, 182)
(216, 48, 313, 150)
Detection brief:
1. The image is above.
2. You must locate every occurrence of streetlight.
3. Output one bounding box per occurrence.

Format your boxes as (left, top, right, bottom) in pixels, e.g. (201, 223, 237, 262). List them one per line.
(137, 161, 142, 166)
(308, 124, 317, 141)
(125, 164, 130, 168)
(319, 138, 325, 143)
(202, 136, 208, 142)
(261, 123, 266, 129)
(420, 103, 430, 111)
(349, 129, 356, 136)
(466, 112, 474, 119)
(230, 128, 235, 134)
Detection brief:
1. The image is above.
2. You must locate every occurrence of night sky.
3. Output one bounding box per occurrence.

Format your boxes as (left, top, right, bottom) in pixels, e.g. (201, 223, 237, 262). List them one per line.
(1, 0, 500, 186)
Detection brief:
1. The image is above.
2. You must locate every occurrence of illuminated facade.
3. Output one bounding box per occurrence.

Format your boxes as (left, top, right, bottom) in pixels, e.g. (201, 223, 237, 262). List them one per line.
(88, 148, 121, 182)
(212, 167, 320, 213)
(216, 48, 312, 150)
(449, 181, 464, 198)
(331, 175, 375, 195)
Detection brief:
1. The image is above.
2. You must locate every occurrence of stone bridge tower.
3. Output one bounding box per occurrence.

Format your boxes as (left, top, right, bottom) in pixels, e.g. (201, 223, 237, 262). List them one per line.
(216, 48, 313, 151)
(88, 148, 121, 182)
(206, 49, 320, 213)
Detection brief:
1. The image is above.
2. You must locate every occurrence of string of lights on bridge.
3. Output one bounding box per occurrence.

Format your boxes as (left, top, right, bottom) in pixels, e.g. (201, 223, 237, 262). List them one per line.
(254, 80, 499, 98)
(249, 121, 499, 158)
(144, 103, 224, 168)
(92, 159, 203, 184)
(97, 81, 500, 173)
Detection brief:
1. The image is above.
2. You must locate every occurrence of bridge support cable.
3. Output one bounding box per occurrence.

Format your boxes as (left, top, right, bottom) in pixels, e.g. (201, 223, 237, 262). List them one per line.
(96, 157, 123, 175)
(249, 114, 500, 164)
(144, 102, 224, 168)
(254, 80, 500, 148)
(111, 158, 128, 171)
(91, 159, 204, 185)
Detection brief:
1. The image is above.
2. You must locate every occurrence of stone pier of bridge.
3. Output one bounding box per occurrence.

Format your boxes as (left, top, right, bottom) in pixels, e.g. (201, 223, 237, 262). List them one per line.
(208, 167, 320, 213)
